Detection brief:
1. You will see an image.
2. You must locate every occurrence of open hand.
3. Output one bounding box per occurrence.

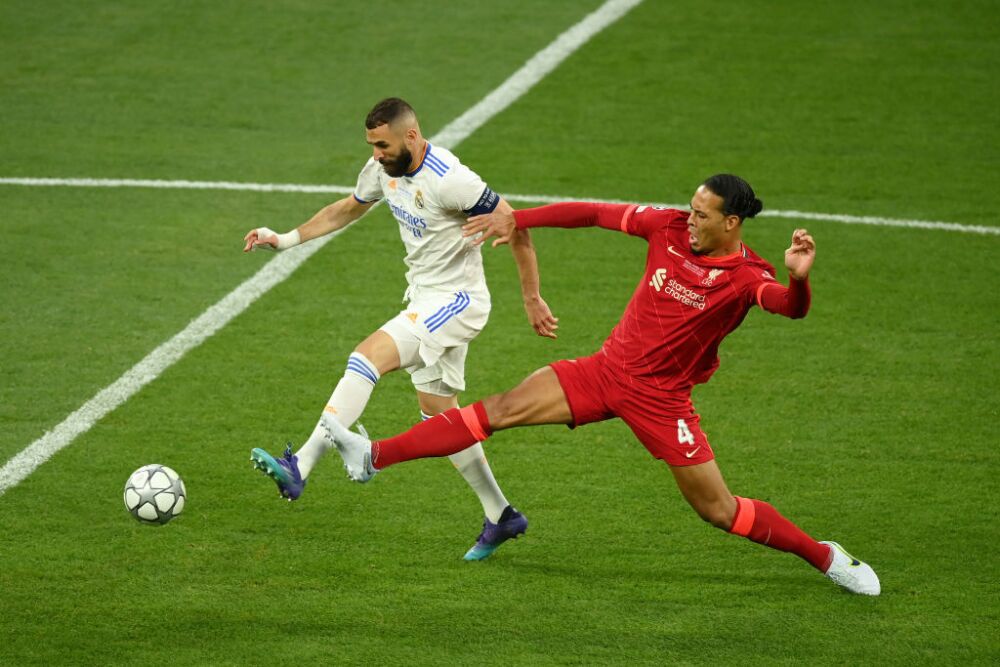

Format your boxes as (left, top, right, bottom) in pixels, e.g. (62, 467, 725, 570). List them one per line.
(785, 228, 815, 280)
(463, 209, 517, 247)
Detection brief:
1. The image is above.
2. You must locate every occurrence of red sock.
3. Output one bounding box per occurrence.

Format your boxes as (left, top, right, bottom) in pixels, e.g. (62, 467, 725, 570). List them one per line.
(729, 497, 833, 572)
(372, 402, 492, 469)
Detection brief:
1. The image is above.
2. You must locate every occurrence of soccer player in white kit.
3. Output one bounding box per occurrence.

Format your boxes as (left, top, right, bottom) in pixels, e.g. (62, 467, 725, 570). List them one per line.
(244, 98, 557, 560)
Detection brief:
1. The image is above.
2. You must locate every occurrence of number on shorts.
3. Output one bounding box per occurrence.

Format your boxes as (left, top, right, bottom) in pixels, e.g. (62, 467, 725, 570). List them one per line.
(677, 419, 695, 446)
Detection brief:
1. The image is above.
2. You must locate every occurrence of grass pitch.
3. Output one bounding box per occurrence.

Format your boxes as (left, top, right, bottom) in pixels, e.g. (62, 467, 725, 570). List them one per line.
(2, 1, 998, 664)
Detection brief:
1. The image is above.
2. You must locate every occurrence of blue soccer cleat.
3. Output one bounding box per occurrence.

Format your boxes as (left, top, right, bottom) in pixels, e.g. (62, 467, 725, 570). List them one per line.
(463, 505, 528, 561)
(250, 444, 306, 501)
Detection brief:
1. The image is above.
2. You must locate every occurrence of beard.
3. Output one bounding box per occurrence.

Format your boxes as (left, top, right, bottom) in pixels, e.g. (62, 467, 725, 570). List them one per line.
(379, 147, 413, 177)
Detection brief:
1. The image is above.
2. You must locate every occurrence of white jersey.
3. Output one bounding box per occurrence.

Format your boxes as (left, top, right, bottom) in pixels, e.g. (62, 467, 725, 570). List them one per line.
(353, 143, 500, 296)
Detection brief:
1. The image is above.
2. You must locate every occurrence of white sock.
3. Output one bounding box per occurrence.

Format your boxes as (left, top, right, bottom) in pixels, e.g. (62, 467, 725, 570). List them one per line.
(427, 411, 509, 523)
(296, 352, 379, 479)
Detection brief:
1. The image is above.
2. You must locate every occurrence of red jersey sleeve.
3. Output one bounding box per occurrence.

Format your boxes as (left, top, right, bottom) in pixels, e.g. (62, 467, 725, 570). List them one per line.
(514, 203, 685, 241)
(514, 202, 636, 233)
(756, 276, 811, 319)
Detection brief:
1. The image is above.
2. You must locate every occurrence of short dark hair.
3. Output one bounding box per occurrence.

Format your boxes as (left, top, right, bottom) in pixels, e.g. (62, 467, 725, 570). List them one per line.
(702, 174, 763, 221)
(365, 97, 415, 130)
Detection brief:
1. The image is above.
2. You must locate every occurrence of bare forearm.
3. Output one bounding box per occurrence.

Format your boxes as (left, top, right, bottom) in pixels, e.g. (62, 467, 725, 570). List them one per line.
(509, 225, 560, 338)
(296, 196, 369, 242)
(510, 228, 542, 299)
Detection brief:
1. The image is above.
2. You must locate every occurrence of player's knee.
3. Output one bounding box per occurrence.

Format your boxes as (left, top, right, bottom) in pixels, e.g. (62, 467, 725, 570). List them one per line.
(692, 498, 736, 530)
(353, 333, 401, 375)
(481, 393, 518, 430)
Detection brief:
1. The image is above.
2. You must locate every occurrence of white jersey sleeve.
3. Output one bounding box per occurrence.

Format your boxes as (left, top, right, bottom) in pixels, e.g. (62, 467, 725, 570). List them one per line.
(353, 158, 384, 204)
(437, 163, 500, 216)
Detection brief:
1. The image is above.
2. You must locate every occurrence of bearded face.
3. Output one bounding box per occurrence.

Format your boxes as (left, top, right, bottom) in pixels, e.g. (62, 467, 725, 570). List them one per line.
(378, 145, 413, 177)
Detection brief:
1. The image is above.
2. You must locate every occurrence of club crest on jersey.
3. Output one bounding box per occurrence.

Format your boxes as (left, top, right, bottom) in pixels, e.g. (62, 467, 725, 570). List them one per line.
(701, 269, 725, 286)
(414, 189, 425, 209)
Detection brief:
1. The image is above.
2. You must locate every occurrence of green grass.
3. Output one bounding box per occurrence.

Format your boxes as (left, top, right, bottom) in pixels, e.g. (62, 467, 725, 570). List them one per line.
(1, 1, 998, 664)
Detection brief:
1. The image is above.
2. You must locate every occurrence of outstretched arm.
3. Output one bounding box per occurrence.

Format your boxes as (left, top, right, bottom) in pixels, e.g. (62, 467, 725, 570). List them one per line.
(243, 195, 374, 252)
(463, 202, 633, 246)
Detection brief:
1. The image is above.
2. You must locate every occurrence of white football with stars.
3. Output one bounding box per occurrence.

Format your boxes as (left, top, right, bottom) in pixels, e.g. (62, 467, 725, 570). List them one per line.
(123, 464, 186, 525)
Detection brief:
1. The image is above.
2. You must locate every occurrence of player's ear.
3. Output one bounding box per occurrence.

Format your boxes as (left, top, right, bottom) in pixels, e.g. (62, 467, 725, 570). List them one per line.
(724, 214, 742, 231)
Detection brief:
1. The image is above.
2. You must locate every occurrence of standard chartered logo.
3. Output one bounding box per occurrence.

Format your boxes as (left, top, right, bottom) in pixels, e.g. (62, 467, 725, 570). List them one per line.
(649, 269, 706, 310)
(388, 201, 427, 238)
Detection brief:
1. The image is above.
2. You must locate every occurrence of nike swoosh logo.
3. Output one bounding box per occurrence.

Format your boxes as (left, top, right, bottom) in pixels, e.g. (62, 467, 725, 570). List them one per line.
(684, 446, 701, 459)
(667, 245, 684, 258)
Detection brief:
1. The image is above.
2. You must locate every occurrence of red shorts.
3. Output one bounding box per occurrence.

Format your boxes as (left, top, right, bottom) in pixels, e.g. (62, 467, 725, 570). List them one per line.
(549, 352, 715, 466)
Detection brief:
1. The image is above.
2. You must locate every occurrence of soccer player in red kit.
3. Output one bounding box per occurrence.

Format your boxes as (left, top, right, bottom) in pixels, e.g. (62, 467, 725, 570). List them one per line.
(324, 174, 881, 594)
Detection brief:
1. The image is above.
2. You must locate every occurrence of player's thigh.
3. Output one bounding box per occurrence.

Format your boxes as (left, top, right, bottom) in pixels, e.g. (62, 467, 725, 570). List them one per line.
(354, 329, 402, 375)
(669, 459, 737, 528)
(482, 366, 573, 429)
(379, 291, 487, 392)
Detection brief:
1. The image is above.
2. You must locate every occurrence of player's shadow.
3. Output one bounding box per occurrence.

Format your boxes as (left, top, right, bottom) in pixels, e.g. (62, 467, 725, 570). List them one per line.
(488, 555, 823, 599)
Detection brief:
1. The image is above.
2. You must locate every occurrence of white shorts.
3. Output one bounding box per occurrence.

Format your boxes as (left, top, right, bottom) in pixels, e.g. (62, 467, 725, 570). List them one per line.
(379, 286, 491, 396)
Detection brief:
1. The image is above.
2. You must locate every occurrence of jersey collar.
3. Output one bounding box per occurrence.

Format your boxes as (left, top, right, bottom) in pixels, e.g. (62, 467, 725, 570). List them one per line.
(694, 243, 747, 263)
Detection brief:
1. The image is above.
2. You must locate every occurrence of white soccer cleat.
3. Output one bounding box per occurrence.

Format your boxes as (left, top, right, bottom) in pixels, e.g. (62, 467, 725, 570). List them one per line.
(321, 414, 377, 483)
(820, 540, 881, 596)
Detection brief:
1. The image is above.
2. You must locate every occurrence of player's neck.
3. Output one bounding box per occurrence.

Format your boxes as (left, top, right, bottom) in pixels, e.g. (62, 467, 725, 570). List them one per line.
(706, 238, 742, 258)
(408, 139, 428, 172)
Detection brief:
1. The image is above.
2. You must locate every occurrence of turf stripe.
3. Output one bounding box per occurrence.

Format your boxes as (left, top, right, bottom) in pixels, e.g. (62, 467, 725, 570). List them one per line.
(0, 0, 644, 496)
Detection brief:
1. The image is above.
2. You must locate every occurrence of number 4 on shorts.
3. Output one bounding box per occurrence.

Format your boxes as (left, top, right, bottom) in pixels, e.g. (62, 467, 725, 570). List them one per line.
(677, 419, 695, 446)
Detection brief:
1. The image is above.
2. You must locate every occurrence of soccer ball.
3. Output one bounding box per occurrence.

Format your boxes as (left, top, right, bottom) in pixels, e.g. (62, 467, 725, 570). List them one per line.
(123, 464, 186, 525)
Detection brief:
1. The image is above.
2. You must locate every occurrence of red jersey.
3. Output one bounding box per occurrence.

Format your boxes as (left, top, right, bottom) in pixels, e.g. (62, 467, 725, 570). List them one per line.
(515, 202, 810, 392)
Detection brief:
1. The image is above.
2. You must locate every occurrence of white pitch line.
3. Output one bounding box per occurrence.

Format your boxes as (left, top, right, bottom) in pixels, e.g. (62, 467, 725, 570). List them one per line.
(508, 194, 1000, 236)
(0, 176, 355, 195)
(0, 0, 644, 495)
(3, 176, 997, 236)
(432, 0, 644, 149)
